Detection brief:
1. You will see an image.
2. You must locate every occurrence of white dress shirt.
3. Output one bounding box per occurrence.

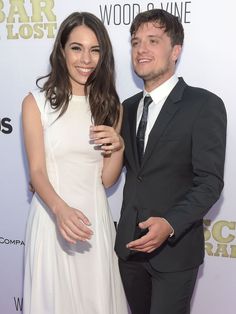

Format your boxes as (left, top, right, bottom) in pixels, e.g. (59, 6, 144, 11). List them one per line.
(136, 75, 178, 236)
(136, 75, 179, 150)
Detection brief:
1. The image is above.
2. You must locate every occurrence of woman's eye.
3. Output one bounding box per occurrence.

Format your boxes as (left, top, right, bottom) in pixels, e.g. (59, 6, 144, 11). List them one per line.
(91, 48, 100, 53)
(71, 46, 81, 51)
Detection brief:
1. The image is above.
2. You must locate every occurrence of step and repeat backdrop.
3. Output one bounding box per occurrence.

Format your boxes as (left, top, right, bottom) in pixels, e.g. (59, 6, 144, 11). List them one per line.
(0, 0, 235, 313)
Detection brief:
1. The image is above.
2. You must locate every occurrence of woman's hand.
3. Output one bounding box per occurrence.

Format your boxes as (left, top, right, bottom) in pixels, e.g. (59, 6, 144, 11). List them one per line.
(54, 202, 93, 244)
(90, 125, 124, 155)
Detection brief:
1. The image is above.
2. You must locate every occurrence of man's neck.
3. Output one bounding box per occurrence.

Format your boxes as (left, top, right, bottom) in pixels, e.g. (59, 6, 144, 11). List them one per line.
(144, 72, 176, 93)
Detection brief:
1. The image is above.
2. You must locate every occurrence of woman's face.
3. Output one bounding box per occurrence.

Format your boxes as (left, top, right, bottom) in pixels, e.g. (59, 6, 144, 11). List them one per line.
(63, 25, 100, 95)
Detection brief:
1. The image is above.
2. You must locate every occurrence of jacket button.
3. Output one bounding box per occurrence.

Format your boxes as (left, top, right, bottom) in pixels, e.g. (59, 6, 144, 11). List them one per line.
(137, 176, 142, 182)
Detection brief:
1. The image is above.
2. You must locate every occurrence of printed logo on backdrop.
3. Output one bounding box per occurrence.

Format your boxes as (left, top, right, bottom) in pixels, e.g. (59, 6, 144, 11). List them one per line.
(99, 1, 191, 25)
(0, 236, 25, 245)
(0, 0, 57, 40)
(204, 219, 236, 258)
(14, 297, 23, 312)
(0, 117, 13, 134)
(0, 236, 25, 312)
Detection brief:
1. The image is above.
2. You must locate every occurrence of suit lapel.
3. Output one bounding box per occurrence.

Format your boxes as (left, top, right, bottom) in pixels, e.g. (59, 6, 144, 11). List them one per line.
(142, 78, 187, 167)
(124, 92, 143, 171)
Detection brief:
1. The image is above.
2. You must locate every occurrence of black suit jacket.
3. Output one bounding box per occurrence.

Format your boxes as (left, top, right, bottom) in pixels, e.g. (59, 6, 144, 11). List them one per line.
(115, 77, 227, 272)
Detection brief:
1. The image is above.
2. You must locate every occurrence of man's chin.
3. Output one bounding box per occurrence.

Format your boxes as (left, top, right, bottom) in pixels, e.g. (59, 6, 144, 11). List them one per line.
(134, 69, 150, 80)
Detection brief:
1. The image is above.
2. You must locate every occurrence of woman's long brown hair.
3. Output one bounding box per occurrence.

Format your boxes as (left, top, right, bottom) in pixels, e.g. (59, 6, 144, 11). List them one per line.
(37, 12, 120, 127)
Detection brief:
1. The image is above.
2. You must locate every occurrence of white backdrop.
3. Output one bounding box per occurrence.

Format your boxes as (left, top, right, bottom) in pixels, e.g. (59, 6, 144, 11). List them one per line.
(0, 0, 235, 313)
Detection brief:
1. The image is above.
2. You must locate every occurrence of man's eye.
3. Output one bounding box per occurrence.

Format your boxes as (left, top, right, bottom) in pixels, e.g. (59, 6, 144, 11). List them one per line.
(150, 39, 158, 44)
(131, 41, 138, 47)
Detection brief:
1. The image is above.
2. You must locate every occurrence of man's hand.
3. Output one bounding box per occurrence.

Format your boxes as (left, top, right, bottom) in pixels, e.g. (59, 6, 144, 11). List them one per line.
(126, 217, 173, 253)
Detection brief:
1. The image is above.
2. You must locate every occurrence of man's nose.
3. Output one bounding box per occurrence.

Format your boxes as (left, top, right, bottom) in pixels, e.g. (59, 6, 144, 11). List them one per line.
(137, 41, 149, 54)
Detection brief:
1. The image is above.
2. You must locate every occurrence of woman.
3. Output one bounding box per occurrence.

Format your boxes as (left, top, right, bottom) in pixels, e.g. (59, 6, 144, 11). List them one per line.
(22, 12, 128, 314)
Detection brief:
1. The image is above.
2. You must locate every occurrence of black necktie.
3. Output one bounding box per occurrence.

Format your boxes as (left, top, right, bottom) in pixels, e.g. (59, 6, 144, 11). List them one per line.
(136, 96, 153, 164)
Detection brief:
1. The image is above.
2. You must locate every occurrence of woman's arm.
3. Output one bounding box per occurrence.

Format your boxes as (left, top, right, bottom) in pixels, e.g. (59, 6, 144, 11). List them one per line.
(90, 105, 124, 188)
(22, 93, 93, 243)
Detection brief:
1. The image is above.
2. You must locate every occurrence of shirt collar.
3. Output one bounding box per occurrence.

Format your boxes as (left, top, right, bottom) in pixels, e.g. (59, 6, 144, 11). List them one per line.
(143, 75, 179, 104)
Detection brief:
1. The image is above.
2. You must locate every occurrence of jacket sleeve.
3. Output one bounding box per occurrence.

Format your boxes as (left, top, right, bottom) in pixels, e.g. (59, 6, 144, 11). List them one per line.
(164, 93, 227, 242)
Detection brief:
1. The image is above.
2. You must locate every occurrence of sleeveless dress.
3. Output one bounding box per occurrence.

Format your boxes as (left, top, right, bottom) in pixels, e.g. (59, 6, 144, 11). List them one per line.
(23, 91, 128, 314)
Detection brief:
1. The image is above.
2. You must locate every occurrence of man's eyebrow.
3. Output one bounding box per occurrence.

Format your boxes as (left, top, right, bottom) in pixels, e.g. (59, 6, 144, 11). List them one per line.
(131, 34, 162, 41)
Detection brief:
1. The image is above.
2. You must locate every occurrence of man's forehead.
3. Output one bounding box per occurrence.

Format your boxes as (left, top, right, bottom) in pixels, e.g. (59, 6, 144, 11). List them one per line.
(132, 22, 165, 37)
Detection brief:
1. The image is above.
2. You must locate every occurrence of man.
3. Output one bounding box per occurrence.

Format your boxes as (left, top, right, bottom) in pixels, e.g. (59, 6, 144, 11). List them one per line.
(115, 9, 227, 314)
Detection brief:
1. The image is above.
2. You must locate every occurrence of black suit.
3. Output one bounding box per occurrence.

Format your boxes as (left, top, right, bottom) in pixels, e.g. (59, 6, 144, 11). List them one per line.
(115, 78, 227, 313)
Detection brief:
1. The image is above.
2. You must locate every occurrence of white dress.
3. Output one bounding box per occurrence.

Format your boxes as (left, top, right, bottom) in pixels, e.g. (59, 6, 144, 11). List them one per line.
(23, 91, 128, 314)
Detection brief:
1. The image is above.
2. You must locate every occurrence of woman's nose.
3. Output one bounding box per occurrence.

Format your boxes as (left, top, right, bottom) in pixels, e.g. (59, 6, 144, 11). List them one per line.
(81, 50, 91, 64)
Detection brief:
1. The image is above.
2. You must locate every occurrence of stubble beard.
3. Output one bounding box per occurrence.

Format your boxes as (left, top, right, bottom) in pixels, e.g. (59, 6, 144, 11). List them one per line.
(134, 65, 170, 89)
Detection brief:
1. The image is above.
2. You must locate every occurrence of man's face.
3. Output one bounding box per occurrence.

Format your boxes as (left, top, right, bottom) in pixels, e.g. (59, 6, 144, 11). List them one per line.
(131, 22, 181, 91)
